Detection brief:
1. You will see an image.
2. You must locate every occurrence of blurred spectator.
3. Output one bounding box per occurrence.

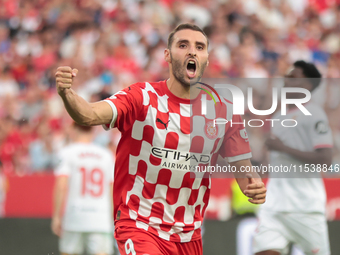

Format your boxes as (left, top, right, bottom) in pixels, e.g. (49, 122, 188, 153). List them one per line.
(29, 122, 58, 172)
(19, 84, 44, 121)
(0, 116, 21, 174)
(0, 66, 20, 98)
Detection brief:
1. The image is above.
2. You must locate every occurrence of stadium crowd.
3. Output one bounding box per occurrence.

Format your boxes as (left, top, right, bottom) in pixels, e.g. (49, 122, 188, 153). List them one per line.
(1, 0, 340, 175)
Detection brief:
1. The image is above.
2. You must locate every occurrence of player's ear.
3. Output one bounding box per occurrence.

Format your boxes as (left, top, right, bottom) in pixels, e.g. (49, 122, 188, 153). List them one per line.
(164, 48, 171, 63)
(207, 60, 209, 66)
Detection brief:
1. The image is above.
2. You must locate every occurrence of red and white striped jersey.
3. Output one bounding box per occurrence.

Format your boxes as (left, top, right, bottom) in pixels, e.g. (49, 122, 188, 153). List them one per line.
(104, 80, 251, 242)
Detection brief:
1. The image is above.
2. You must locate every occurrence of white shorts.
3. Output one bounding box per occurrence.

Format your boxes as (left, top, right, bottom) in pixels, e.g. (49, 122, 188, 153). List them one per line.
(59, 231, 114, 254)
(253, 210, 330, 255)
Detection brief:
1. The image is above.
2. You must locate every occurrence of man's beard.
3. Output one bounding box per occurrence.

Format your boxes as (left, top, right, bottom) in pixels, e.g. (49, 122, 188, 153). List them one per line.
(170, 53, 207, 87)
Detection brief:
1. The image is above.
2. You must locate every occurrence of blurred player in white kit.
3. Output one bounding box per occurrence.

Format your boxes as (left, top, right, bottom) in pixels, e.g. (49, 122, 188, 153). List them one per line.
(51, 122, 115, 255)
(253, 61, 333, 255)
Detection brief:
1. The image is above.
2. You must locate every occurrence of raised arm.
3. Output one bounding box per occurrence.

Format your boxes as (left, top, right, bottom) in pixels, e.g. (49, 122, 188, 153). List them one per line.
(55, 66, 113, 126)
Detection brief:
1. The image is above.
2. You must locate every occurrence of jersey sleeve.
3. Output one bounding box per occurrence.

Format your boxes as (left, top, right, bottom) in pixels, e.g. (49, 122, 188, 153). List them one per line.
(219, 115, 252, 162)
(54, 147, 71, 177)
(306, 108, 333, 149)
(102, 83, 144, 132)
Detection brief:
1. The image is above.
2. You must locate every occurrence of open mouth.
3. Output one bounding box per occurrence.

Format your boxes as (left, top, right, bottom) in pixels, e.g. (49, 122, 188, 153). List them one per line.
(186, 60, 197, 78)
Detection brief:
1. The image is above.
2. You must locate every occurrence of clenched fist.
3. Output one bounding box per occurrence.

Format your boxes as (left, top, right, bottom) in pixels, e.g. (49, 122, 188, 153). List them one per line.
(55, 66, 78, 95)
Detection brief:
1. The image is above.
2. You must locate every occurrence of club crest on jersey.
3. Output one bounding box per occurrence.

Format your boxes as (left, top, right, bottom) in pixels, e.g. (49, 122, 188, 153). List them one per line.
(315, 121, 328, 134)
(239, 129, 249, 142)
(204, 121, 218, 139)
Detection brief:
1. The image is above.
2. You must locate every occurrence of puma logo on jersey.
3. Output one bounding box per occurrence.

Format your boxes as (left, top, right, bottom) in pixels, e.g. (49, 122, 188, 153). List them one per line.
(156, 118, 170, 130)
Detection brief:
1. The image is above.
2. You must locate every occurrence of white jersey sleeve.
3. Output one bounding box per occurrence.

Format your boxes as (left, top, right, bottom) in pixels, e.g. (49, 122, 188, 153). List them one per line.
(55, 147, 72, 177)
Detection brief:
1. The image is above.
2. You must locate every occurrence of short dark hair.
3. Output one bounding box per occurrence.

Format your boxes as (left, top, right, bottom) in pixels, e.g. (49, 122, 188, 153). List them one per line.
(167, 23, 209, 49)
(293, 60, 322, 91)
